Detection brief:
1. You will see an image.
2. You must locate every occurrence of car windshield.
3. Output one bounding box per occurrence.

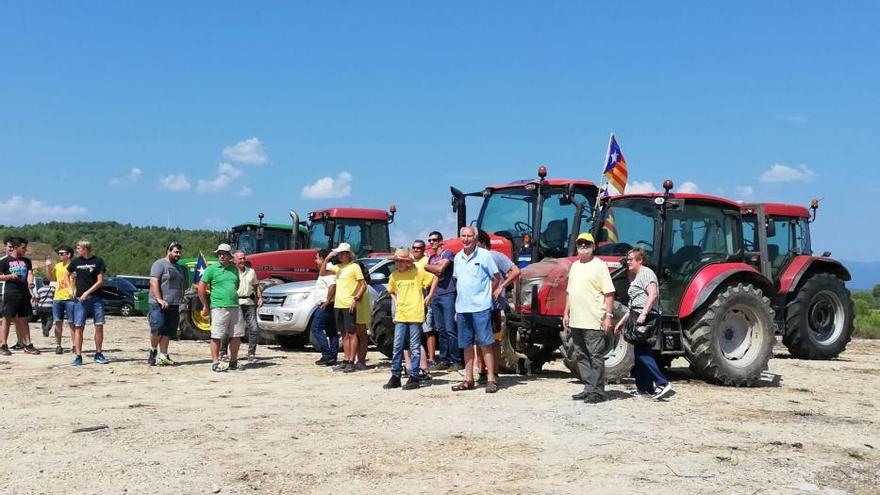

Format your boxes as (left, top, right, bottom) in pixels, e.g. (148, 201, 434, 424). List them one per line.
(478, 185, 596, 260)
(110, 278, 138, 292)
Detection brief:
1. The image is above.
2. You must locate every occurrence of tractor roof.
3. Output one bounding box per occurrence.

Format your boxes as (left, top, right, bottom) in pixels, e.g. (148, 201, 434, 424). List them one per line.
(485, 178, 597, 190)
(309, 208, 391, 221)
(742, 202, 810, 218)
(611, 192, 742, 209)
(232, 222, 294, 231)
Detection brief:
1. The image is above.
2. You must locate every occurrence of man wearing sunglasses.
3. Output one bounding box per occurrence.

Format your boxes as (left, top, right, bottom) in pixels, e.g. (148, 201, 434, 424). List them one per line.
(563, 233, 616, 404)
(423, 231, 459, 370)
(147, 242, 186, 366)
(45, 245, 76, 354)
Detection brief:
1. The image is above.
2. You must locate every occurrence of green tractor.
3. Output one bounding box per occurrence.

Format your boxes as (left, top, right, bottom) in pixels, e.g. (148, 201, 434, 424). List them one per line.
(174, 212, 306, 340)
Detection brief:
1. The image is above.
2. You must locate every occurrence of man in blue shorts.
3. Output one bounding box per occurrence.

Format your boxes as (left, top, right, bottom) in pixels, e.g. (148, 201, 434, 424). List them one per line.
(451, 226, 500, 393)
(148, 241, 186, 366)
(67, 240, 108, 366)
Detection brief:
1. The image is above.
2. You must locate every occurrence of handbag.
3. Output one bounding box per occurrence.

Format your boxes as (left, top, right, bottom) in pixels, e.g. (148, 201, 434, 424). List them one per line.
(622, 307, 659, 346)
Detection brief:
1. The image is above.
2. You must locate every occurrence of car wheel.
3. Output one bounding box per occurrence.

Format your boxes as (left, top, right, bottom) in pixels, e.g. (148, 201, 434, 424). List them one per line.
(120, 304, 134, 317)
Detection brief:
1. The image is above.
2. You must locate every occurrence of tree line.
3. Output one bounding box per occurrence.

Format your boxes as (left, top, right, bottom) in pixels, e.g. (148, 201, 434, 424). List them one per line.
(0, 221, 218, 276)
(854, 286, 880, 339)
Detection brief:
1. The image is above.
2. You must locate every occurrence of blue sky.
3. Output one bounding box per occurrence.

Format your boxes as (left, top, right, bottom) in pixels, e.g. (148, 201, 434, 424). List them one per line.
(2, 2, 878, 261)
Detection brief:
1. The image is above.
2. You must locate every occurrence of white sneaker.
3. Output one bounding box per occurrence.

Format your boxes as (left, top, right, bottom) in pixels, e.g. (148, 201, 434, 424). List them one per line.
(652, 383, 673, 400)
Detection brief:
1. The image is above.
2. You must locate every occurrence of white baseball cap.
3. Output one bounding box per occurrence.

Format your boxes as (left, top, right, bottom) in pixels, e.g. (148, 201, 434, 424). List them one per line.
(214, 243, 233, 254)
(332, 242, 353, 254)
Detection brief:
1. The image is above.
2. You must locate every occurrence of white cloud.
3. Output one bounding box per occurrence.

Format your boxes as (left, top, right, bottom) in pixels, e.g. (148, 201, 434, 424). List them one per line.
(301, 171, 353, 199)
(196, 163, 243, 194)
(677, 181, 700, 193)
(625, 181, 658, 194)
(109, 167, 142, 187)
(235, 186, 253, 197)
(0, 196, 86, 221)
(158, 173, 192, 192)
(222, 137, 267, 166)
(735, 186, 754, 198)
(759, 163, 815, 183)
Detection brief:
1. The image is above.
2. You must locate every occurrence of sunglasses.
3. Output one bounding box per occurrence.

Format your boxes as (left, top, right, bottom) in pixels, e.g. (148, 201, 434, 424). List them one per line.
(57, 251, 68, 255)
(411, 246, 424, 250)
(576, 243, 594, 249)
(427, 238, 441, 242)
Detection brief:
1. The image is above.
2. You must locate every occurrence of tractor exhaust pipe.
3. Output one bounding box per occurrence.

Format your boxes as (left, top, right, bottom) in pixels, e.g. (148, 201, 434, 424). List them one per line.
(289, 210, 300, 250)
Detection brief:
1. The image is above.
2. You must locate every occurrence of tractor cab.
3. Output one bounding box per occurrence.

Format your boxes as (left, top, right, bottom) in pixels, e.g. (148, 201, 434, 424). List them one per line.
(221, 212, 307, 255)
(740, 203, 812, 282)
(306, 207, 394, 257)
(452, 166, 599, 265)
(593, 188, 745, 316)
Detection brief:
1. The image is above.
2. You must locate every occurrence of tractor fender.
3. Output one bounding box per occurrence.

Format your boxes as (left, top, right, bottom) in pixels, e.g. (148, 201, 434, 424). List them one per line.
(777, 256, 851, 295)
(677, 263, 774, 320)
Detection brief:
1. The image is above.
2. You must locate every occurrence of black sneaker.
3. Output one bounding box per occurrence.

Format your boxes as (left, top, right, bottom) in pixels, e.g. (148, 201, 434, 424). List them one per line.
(571, 391, 590, 401)
(315, 357, 330, 365)
(652, 383, 673, 400)
(402, 377, 420, 390)
(55, 345, 63, 355)
(322, 359, 338, 366)
(334, 360, 352, 371)
(583, 395, 606, 404)
(23, 344, 40, 355)
(0, 345, 11, 356)
(11, 343, 24, 351)
(228, 360, 240, 371)
(433, 361, 450, 371)
(342, 363, 357, 373)
(148, 349, 158, 366)
(383, 376, 401, 389)
(417, 369, 432, 381)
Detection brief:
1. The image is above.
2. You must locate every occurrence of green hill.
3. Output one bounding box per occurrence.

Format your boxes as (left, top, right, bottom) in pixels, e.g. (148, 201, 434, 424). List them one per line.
(0, 221, 218, 276)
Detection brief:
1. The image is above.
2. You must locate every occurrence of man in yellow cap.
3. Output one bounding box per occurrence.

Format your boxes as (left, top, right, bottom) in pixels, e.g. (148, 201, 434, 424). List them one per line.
(563, 233, 616, 404)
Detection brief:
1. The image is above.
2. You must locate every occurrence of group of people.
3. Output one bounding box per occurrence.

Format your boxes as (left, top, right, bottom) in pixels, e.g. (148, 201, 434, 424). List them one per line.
(0, 237, 109, 365)
(2, 227, 674, 403)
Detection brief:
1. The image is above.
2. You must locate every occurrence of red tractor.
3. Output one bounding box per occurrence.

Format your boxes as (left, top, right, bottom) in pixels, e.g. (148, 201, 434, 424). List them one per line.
(247, 206, 396, 284)
(740, 201, 854, 359)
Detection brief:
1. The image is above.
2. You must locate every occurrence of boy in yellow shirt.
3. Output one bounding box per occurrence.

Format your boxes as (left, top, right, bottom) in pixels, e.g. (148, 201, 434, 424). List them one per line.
(383, 248, 437, 390)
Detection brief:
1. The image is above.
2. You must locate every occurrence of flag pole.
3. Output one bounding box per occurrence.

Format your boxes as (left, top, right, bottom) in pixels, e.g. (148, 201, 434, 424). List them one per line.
(591, 133, 615, 224)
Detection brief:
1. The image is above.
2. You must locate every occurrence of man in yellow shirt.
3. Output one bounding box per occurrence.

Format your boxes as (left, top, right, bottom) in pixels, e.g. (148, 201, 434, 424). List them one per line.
(384, 248, 437, 390)
(45, 245, 75, 355)
(563, 233, 616, 404)
(321, 243, 367, 373)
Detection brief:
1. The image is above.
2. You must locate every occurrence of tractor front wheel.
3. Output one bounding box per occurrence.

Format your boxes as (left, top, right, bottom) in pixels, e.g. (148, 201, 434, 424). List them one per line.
(782, 273, 854, 360)
(178, 289, 212, 340)
(498, 306, 526, 374)
(684, 283, 774, 386)
(369, 291, 394, 359)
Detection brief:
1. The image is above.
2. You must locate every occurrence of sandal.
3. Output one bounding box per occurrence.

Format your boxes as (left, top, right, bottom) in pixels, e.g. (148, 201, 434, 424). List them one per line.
(477, 372, 488, 385)
(451, 380, 475, 392)
(485, 381, 498, 394)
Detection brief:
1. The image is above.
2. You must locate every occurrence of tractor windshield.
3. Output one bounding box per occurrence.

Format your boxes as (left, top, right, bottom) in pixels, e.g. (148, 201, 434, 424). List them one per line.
(478, 185, 595, 261)
(594, 198, 657, 257)
(309, 219, 391, 257)
(235, 228, 293, 255)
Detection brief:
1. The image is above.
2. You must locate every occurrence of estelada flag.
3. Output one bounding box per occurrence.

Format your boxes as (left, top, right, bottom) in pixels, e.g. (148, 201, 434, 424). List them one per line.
(603, 134, 628, 194)
(192, 252, 208, 285)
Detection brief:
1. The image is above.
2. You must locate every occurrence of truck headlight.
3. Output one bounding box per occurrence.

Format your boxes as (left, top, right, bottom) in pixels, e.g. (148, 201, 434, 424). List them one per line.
(282, 292, 311, 308)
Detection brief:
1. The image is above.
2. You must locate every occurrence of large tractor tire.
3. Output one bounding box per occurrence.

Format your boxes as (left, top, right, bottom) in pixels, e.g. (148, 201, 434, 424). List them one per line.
(178, 288, 212, 340)
(683, 283, 775, 386)
(498, 307, 527, 374)
(370, 291, 394, 359)
(561, 329, 635, 384)
(782, 273, 854, 360)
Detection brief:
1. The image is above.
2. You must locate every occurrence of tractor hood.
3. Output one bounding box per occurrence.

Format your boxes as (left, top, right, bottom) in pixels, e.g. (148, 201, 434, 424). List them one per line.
(517, 255, 624, 316)
(247, 249, 320, 282)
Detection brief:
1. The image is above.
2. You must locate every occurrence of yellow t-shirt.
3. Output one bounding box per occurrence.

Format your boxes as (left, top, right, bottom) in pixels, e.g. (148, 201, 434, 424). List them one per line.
(332, 262, 364, 310)
(566, 257, 615, 329)
(413, 256, 428, 271)
(388, 267, 433, 323)
(53, 262, 73, 300)
(355, 292, 371, 325)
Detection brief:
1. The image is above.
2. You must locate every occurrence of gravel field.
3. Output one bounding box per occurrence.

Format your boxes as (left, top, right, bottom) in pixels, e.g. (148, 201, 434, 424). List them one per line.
(1, 316, 878, 494)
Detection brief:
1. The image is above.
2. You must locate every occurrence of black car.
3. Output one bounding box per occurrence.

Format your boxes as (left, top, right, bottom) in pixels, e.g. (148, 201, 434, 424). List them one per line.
(101, 277, 139, 316)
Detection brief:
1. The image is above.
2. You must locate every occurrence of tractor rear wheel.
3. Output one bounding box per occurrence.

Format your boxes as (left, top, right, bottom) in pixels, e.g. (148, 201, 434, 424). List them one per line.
(560, 329, 634, 384)
(178, 289, 212, 340)
(370, 291, 394, 359)
(782, 273, 854, 360)
(684, 283, 774, 386)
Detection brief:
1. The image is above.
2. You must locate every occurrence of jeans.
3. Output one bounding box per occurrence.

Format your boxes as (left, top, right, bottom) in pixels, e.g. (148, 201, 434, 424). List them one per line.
(310, 305, 339, 361)
(634, 344, 668, 393)
(570, 327, 607, 399)
(431, 292, 460, 365)
(392, 322, 422, 378)
(73, 297, 105, 327)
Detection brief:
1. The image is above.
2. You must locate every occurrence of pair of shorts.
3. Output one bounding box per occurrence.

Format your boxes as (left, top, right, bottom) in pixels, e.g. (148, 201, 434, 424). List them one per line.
(73, 297, 106, 326)
(334, 308, 357, 334)
(210, 307, 245, 339)
(149, 303, 180, 338)
(52, 300, 74, 322)
(2, 292, 33, 319)
(456, 309, 494, 348)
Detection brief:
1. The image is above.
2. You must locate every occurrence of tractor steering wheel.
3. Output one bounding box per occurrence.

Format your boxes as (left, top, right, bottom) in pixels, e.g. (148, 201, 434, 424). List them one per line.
(514, 221, 533, 234)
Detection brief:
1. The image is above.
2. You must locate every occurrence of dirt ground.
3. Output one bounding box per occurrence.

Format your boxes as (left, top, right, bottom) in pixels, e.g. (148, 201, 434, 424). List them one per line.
(1, 317, 878, 495)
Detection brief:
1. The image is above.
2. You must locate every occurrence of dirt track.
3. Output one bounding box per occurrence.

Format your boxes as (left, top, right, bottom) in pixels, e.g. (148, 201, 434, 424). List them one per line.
(1, 316, 878, 494)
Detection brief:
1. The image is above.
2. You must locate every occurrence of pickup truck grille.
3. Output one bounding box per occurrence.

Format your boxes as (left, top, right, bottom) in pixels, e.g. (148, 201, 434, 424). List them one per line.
(262, 295, 286, 306)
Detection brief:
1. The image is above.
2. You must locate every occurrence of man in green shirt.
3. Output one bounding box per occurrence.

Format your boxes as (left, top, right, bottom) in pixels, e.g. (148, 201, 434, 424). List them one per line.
(198, 244, 243, 372)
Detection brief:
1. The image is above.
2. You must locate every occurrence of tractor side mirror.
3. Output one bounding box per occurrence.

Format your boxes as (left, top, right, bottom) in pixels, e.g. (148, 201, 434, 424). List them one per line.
(323, 221, 334, 239)
(765, 221, 776, 238)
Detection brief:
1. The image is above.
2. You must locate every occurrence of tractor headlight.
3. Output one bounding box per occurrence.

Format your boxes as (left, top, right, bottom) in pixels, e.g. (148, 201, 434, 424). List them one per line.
(518, 277, 544, 306)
